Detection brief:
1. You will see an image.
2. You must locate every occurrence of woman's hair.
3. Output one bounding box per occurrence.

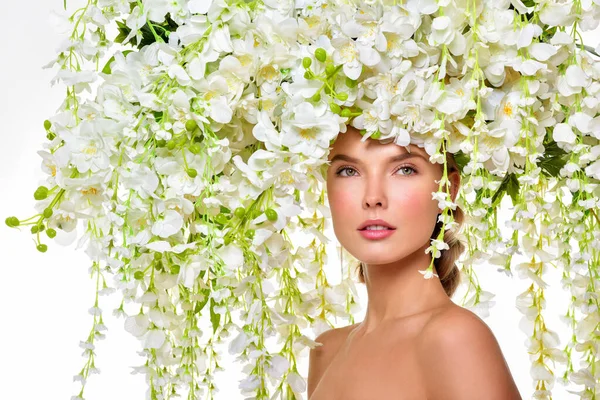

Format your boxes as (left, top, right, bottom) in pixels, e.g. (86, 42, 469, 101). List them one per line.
(355, 151, 465, 298)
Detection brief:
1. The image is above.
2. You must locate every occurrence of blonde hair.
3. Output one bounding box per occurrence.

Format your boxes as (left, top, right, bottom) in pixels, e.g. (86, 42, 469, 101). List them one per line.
(355, 151, 465, 298)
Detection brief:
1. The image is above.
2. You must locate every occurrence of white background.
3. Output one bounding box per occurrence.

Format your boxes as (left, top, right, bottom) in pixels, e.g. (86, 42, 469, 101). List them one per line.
(1, 1, 598, 399)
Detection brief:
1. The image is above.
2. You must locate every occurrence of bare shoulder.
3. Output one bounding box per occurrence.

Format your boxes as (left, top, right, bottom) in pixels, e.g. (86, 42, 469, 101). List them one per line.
(418, 305, 522, 400)
(307, 323, 357, 398)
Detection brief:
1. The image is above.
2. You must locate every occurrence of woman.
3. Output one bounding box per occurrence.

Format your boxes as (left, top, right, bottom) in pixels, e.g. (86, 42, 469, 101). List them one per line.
(307, 126, 522, 399)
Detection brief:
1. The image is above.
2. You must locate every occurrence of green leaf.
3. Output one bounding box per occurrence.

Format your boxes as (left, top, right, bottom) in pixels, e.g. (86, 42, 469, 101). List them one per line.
(491, 173, 520, 207)
(210, 298, 221, 334)
(538, 139, 568, 178)
(194, 288, 210, 314)
(452, 150, 470, 172)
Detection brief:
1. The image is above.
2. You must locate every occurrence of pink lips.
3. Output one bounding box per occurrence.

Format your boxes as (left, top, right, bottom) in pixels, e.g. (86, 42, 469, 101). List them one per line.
(358, 228, 396, 240)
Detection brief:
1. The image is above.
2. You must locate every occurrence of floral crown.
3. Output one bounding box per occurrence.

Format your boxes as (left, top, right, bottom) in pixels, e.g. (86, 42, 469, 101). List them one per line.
(7, 0, 600, 398)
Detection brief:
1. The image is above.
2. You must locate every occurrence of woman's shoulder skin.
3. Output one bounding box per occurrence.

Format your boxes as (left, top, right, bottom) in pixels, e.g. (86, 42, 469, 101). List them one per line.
(418, 305, 523, 399)
(307, 323, 358, 398)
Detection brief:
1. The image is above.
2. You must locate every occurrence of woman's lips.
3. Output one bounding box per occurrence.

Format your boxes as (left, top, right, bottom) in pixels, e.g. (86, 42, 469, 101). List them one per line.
(358, 228, 396, 240)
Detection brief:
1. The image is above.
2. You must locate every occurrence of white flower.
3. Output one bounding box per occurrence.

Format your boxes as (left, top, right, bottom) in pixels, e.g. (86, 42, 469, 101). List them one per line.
(352, 98, 393, 139)
(281, 102, 340, 158)
(429, 16, 454, 46)
(286, 371, 307, 393)
(151, 209, 184, 238)
(552, 123, 577, 149)
(332, 37, 381, 80)
(144, 329, 166, 349)
(124, 314, 150, 337)
(418, 267, 439, 279)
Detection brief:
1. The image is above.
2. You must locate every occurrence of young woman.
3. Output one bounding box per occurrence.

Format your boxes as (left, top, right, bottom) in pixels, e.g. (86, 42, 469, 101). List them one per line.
(307, 126, 522, 399)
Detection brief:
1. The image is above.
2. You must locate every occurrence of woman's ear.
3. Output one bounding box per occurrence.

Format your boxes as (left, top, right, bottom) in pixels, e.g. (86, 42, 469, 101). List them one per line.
(448, 169, 460, 203)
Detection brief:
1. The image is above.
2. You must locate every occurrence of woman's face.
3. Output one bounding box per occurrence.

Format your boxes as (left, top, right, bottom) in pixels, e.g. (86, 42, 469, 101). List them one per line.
(326, 127, 450, 267)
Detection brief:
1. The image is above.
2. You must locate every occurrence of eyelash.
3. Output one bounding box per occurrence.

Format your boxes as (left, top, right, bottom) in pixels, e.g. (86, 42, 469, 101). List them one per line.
(334, 164, 418, 177)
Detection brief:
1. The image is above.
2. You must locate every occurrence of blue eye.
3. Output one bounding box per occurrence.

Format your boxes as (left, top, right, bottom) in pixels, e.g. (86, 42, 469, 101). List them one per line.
(335, 165, 417, 177)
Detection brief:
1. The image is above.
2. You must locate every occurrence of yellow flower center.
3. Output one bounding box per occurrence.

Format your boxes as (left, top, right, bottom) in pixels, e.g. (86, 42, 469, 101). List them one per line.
(503, 102, 513, 117)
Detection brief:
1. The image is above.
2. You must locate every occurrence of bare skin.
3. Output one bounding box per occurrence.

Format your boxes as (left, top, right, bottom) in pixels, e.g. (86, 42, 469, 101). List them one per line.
(308, 303, 457, 400)
(307, 127, 521, 399)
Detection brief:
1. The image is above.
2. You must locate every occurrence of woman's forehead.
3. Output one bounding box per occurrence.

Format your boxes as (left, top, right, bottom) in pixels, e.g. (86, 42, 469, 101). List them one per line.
(328, 129, 426, 159)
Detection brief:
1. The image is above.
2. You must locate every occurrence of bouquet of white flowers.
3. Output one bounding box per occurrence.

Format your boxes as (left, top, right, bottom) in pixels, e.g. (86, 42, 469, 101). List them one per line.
(6, 0, 600, 399)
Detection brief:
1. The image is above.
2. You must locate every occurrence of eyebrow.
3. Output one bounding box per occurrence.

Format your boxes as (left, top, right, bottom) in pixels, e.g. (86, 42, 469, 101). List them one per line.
(329, 153, 426, 164)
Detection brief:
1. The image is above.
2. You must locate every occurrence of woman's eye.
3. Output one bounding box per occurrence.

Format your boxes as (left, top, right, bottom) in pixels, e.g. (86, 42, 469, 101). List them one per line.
(397, 166, 416, 175)
(336, 167, 357, 177)
(335, 165, 417, 177)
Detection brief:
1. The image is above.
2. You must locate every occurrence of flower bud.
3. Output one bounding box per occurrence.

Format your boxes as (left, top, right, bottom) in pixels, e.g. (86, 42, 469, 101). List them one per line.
(325, 64, 336, 77)
(311, 91, 321, 102)
(329, 102, 341, 114)
(315, 48, 327, 62)
(215, 214, 229, 225)
(234, 207, 246, 219)
(134, 271, 144, 280)
(46, 228, 57, 238)
(185, 120, 197, 131)
(265, 208, 278, 221)
(43, 208, 53, 218)
(171, 265, 181, 274)
(5, 216, 20, 227)
(187, 168, 198, 178)
(34, 186, 49, 200)
(44, 120, 52, 131)
(190, 143, 202, 154)
(341, 108, 352, 118)
(345, 77, 358, 88)
(336, 92, 348, 101)
(37, 244, 48, 253)
(302, 57, 312, 69)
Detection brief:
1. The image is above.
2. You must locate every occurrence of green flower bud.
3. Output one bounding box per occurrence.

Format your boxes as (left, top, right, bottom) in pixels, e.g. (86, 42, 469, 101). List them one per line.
(31, 226, 39, 234)
(46, 132, 56, 141)
(304, 70, 314, 80)
(325, 64, 336, 77)
(185, 119, 197, 131)
(345, 77, 358, 88)
(265, 208, 278, 221)
(341, 108, 352, 118)
(336, 92, 348, 101)
(46, 228, 57, 238)
(37, 244, 48, 253)
(171, 264, 181, 274)
(215, 214, 229, 225)
(190, 143, 202, 154)
(134, 271, 144, 280)
(371, 130, 381, 139)
(315, 48, 327, 62)
(329, 102, 341, 114)
(34, 186, 49, 200)
(302, 57, 312, 69)
(234, 207, 246, 219)
(224, 236, 232, 246)
(154, 252, 162, 260)
(5, 216, 20, 227)
(167, 140, 177, 150)
(311, 91, 321, 102)
(245, 230, 255, 239)
(43, 208, 53, 218)
(44, 120, 52, 131)
(187, 168, 198, 178)
(156, 139, 167, 147)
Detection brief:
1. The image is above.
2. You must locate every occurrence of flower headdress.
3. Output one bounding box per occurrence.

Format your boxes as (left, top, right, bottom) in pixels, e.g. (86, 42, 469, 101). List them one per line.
(7, 0, 600, 398)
